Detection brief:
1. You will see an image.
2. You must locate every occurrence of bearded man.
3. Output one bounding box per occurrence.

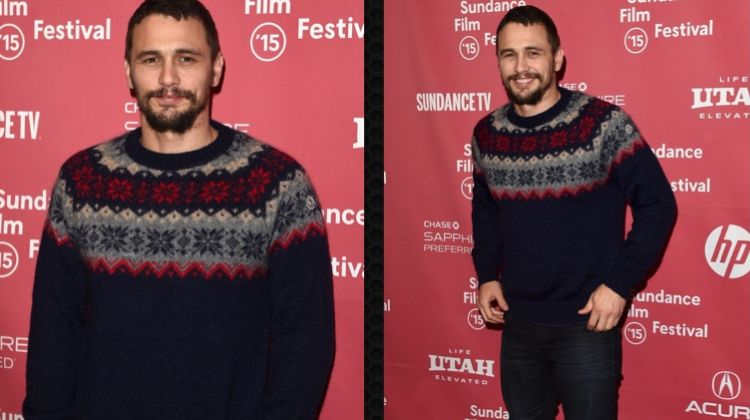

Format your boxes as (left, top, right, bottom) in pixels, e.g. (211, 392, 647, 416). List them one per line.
(23, 1, 334, 419)
(472, 5, 677, 419)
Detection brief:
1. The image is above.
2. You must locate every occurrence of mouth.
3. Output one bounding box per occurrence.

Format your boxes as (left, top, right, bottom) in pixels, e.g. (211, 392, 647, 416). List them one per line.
(510, 74, 540, 89)
(148, 89, 192, 107)
(154, 94, 184, 107)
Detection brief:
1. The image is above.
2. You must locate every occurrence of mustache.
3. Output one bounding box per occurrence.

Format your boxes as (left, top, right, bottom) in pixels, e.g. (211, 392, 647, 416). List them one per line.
(509, 72, 542, 81)
(145, 88, 197, 101)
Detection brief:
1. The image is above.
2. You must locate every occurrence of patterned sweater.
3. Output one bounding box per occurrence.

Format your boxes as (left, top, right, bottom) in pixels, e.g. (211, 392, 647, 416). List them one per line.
(471, 88, 677, 325)
(23, 121, 334, 419)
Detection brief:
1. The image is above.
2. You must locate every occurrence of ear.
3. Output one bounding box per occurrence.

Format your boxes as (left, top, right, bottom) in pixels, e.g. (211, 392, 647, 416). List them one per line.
(211, 52, 224, 88)
(554, 47, 564, 72)
(124, 59, 134, 90)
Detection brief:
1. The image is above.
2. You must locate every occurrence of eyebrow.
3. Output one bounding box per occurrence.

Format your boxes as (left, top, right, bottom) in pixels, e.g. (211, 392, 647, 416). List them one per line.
(135, 48, 202, 59)
(498, 46, 544, 55)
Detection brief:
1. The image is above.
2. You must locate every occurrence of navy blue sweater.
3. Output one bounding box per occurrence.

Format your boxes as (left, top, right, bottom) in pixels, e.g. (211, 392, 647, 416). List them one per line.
(471, 89, 677, 325)
(23, 122, 334, 419)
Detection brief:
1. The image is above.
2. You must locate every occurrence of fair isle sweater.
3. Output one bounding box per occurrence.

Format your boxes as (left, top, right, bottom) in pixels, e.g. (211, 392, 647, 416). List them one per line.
(23, 121, 334, 420)
(471, 88, 677, 325)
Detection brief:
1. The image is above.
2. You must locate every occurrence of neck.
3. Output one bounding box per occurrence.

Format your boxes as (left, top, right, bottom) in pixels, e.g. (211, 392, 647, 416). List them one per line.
(140, 113, 217, 154)
(513, 85, 562, 117)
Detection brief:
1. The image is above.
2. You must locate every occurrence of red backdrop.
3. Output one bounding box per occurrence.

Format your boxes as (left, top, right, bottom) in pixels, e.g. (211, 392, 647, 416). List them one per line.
(0, 1, 363, 418)
(385, 0, 750, 419)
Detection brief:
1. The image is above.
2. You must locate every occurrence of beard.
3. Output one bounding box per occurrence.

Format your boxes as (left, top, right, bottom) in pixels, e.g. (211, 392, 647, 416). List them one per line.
(502, 71, 553, 106)
(135, 85, 209, 134)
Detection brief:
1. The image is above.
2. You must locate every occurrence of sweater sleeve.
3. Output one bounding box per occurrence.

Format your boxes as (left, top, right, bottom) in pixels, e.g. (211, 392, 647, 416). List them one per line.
(259, 167, 335, 420)
(23, 176, 87, 420)
(470, 134, 503, 285)
(601, 112, 678, 298)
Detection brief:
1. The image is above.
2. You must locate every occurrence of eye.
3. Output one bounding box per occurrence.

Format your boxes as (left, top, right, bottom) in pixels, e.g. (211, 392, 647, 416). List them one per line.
(178, 56, 196, 63)
(141, 56, 158, 64)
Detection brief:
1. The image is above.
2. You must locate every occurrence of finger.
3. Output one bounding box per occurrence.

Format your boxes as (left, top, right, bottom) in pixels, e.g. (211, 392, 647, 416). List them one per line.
(489, 306, 505, 318)
(586, 311, 599, 330)
(496, 293, 510, 311)
(578, 299, 593, 315)
(597, 311, 616, 332)
(595, 315, 608, 332)
(478, 302, 500, 324)
(487, 307, 504, 323)
(477, 303, 490, 323)
(605, 313, 621, 331)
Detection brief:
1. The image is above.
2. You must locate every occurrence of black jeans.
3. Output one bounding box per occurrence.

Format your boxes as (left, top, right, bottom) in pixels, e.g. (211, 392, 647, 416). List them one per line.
(500, 314, 622, 420)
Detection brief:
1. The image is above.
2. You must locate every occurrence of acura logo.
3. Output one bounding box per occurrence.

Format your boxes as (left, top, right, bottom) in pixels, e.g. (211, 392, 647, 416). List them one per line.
(712, 371, 741, 400)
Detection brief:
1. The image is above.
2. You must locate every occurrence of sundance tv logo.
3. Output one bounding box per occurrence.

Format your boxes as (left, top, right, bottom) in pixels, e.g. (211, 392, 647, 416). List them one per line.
(685, 371, 750, 418)
(705, 225, 750, 279)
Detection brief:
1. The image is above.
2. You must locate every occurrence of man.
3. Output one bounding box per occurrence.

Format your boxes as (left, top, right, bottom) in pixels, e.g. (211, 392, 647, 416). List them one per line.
(23, 1, 334, 418)
(473, 5, 676, 419)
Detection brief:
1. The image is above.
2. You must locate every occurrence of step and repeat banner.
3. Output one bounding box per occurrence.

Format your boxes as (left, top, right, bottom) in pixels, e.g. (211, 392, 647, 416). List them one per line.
(385, 0, 749, 419)
(0, 1, 362, 418)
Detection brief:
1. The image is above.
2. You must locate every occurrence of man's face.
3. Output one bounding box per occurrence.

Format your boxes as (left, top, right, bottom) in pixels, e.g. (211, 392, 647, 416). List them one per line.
(125, 14, 223, 134)
(496, 22, 563, 107)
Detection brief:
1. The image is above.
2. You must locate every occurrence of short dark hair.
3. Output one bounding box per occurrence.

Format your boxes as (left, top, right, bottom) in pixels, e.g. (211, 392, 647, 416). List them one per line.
(495, 5, 560, 54)
(125, 0, 220, 61)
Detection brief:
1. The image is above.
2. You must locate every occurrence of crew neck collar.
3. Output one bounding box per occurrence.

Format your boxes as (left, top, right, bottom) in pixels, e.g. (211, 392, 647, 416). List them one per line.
(506, 87, 573, 129)
(124, 120, 233, 171)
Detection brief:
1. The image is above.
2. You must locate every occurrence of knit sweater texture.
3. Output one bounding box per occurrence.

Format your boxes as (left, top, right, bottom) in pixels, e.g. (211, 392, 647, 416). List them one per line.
(471, 88, 677, 325)
(23, 121, 334, 419)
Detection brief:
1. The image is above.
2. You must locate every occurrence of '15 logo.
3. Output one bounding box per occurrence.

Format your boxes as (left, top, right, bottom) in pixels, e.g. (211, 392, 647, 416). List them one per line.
(0, 241, 19, 278)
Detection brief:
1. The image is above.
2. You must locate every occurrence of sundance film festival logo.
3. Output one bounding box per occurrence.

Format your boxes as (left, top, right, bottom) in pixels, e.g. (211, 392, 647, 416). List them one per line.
(246, 0, 363, 61)
(0, 241, 19, 278)
(461, 176, 473, 200)
(713, 371, 741, 401)
(0, 0, 28, 61)
(466, 403, 510, 420)
(0, 23, 24, 60)
(705, 225, 750, 279)
(466, 308, 485, 330)
(463, 276, 484, 330)
(250, 22, 287, 62)
(623, 321, 647, 345)
(459, 35, 480, 61)
(245, 0, 289, 62)
(245, 0, 291, 15)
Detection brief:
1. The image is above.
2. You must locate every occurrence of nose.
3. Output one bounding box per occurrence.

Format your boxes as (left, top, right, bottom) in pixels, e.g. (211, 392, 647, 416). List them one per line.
(514, 55, 529, 74)
(159, 59, 179, 86)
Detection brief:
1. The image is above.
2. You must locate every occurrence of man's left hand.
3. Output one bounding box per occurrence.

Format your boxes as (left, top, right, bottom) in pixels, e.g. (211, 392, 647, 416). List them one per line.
(577, 284, 626, 332)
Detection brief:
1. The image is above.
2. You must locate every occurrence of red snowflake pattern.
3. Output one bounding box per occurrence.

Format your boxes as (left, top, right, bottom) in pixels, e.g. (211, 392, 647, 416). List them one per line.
(107, 178, 134, 202)
(199, 181, 230, 204)
(246, 167, 271, 204)
(152, 182, 180, 205)
(71, 166, 95, 197)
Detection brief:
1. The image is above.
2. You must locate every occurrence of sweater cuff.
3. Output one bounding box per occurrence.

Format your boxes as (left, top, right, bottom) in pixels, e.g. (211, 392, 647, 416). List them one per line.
(603, 261, 643, 299)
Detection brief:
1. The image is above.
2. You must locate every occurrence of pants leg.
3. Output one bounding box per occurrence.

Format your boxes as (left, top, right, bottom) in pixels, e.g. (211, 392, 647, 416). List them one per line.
(550, 324, 622, 420)
(501, 317, 622, 420)
(500, 317, 559, 420)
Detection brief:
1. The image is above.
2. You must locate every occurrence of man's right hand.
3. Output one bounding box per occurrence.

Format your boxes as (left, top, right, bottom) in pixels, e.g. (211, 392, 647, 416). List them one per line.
(477, 280, 509, 324)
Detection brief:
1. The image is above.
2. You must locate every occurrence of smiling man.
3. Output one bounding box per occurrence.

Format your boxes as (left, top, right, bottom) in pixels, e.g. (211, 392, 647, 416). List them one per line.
(23, 1, 334, 419)
(471, 5, 677, 419)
